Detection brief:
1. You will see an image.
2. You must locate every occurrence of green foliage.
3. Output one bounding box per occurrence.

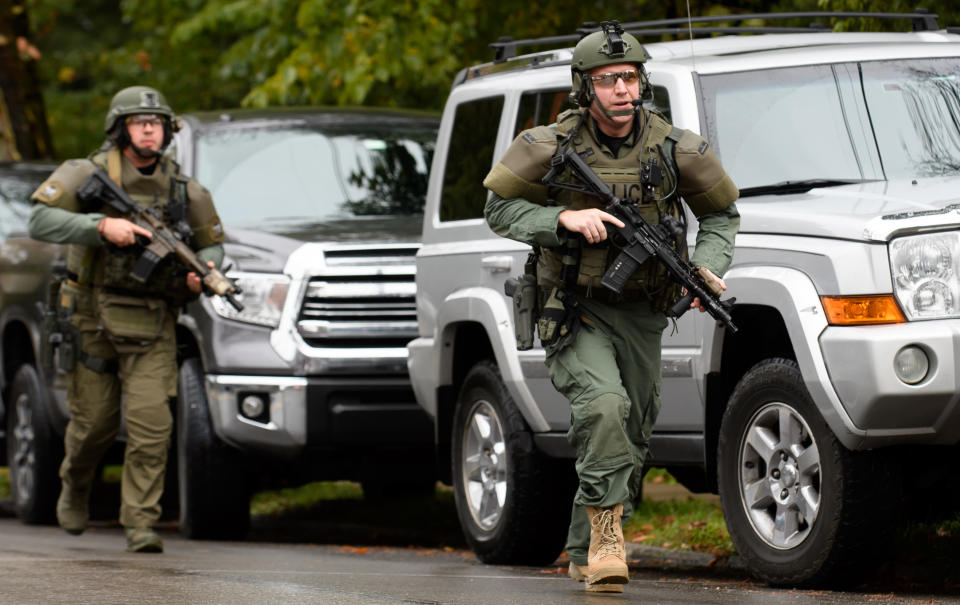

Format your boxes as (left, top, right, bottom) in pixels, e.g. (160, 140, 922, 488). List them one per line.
(24, 0, 960, 158)
(624, 496, 735, 557)
(0, 467, 10, 501)
(251, 480, 364, 516)
(816, 0, 959, 31)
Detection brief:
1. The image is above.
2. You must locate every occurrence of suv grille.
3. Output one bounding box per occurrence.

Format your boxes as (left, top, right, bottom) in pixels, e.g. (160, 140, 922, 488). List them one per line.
(297, 246, 418, 347)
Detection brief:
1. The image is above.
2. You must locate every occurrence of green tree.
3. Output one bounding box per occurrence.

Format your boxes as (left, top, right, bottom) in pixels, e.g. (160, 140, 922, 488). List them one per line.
(815, 0, 958, 31)
(26, 0, 960, 158)
(0, 0, 53, 160)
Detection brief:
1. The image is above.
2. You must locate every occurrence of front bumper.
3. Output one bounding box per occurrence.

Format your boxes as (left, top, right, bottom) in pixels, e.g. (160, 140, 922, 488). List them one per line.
(206, 374, 431, 458)
(820, 319, 960, 445)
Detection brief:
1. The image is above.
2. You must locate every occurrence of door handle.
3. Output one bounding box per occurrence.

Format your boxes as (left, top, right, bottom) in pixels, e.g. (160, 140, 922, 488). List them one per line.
(481, 256, 513, 273)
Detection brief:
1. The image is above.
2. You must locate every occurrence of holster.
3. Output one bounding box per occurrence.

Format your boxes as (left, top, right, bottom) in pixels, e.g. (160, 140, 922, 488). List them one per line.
(39, 271, 83, 374)
(504, 252, 539, 351)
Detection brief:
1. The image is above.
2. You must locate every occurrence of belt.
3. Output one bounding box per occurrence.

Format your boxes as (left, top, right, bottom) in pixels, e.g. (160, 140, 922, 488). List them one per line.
(568, 284, 650, 304)
(80, 352, 119, 374)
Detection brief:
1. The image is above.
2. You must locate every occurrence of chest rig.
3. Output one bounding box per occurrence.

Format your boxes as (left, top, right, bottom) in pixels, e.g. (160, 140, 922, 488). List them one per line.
(67, 149, 193, 301)
(540, 109, 685, 304)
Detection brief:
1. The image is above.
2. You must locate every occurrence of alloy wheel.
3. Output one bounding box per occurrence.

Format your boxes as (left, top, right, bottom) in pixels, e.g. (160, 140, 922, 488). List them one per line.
(738, 402, 821, 550)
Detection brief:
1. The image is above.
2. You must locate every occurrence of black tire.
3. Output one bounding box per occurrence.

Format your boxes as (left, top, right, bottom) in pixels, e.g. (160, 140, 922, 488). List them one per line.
(177, 358, 249, 539)
(452, 360, 576, 565)
(717, 358, 888, 587)
(5, 364, 62, 525)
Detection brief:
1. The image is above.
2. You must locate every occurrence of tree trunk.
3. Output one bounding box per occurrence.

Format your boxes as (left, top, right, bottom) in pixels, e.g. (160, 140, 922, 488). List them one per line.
(0, 0, 54, 161)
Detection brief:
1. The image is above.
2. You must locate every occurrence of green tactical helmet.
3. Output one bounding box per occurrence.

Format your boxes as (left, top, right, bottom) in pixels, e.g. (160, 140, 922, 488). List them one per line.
(571, 21, 650, 107)
(104, 85, 175, 133)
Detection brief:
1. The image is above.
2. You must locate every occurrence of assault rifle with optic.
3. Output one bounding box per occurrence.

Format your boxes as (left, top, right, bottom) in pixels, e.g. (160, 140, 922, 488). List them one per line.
(543, 147, 737, 332)
(77, 167, 244, 311)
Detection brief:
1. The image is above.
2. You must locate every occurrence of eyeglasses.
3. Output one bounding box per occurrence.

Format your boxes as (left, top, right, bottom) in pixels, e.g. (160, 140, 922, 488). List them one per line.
(589, 69, 640, 88)
(126, 115, 164, 128)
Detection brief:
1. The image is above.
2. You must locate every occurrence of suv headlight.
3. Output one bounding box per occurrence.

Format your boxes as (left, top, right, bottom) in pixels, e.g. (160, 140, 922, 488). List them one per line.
(889, 232, 960, 320)
(210, 272, 291, 328)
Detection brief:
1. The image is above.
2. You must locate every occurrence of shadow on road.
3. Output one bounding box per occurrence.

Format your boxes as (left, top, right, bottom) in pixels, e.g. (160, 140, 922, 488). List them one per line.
(246, 490, 468, 550)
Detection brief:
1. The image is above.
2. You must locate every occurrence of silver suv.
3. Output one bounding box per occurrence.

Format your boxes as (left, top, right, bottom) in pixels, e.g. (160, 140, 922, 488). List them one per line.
(409, 11, 960, 586)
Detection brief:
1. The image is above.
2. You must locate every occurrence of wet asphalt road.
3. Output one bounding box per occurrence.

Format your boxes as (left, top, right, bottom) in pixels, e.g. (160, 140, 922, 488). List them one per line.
(0, 517, 957, 605)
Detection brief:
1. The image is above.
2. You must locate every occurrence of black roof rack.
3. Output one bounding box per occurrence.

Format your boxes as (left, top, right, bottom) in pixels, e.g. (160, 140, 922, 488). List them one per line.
(489, 9, 941, 62)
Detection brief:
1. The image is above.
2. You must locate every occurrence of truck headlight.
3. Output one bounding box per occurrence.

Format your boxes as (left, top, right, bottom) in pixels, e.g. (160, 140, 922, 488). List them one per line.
(210, 272, 290, 328)
(889, 232, 960, 320)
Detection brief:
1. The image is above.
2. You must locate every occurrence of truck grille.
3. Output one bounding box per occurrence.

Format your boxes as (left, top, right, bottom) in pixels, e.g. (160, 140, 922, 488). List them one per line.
(297, 246, 418, 347)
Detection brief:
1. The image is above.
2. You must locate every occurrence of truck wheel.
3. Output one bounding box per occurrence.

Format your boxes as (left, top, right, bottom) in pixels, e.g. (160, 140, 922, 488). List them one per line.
(177, 358, 249, 539)
(5, 364, 62, 524)
(718, 358, 884, 587)
(452, 360, 575, 565)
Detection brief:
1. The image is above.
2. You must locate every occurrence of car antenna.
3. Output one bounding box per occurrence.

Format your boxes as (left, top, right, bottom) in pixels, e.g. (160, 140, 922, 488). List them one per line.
(686, 0, 696, 72)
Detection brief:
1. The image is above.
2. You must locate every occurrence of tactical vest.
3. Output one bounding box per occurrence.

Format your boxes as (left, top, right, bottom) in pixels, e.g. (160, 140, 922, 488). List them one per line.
(66, 149, 194, 303)
(539, 109, 684, 306)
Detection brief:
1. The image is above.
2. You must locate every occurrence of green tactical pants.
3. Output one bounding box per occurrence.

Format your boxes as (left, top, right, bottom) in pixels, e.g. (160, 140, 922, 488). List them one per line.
(544, 294, 668, 567)
(59, 308, 177, 529)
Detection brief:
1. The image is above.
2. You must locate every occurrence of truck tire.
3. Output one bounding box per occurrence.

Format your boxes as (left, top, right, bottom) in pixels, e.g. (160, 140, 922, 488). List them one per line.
(452, 360, 575, 565)
(6, 364, 62, 525)
(717, 358, 886, 587)
(177, 358, 250, 539)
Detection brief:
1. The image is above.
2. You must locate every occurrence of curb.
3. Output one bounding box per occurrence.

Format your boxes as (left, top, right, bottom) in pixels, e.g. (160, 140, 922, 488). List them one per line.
(626, 543, 747, 572)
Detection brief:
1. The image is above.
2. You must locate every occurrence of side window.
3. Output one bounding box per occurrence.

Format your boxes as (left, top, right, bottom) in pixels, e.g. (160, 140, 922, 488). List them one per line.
(515, 89, 576, 135)
(647, 85, 671, 123)
(513, 85, 671, 135)
(440, 96, 504, 222)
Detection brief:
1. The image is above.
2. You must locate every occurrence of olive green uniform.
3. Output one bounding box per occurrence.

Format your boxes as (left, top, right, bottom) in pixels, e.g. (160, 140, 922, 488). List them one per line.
(29, 148, 224, 530)
(483, 108, 739, 566)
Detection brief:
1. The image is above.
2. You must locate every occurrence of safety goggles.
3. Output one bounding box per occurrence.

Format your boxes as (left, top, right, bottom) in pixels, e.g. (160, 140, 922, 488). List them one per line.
(126, 114, 164, 128)
(588, 69, 640, 88)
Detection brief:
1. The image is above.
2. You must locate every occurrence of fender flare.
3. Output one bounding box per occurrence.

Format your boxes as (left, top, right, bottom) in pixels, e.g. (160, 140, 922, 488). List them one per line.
(435, 286, 550, 432)
(722, 265, 867, 449)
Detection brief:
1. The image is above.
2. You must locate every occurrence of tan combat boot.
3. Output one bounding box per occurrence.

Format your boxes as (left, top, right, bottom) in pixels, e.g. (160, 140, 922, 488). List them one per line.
(569, 561, 622, 593)
(585, 504, 628, 590)
(125, 527, 164, 553)
(56, 484, 89, 536)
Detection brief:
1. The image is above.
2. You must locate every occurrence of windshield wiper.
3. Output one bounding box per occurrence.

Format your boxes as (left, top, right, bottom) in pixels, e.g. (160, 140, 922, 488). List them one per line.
(739, 179, 874, 197)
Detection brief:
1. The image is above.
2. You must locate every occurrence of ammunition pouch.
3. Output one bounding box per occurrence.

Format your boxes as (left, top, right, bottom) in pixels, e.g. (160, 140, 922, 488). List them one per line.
(97, 291, 167, 353)
(537, 287, 580, 352)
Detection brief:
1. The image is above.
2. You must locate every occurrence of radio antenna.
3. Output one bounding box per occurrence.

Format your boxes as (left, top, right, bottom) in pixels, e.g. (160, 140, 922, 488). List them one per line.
(686, 0, 697, 72)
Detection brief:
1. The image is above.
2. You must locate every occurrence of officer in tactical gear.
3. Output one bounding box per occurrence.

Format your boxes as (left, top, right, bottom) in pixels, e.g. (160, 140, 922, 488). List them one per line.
(484, 22, 739, 593)
(28, 85, 226, 553)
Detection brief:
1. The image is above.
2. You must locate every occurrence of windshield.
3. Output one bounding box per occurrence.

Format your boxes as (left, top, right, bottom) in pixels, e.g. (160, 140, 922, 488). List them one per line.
(194, 121, 435, 230)
(700, 57, 960, 190)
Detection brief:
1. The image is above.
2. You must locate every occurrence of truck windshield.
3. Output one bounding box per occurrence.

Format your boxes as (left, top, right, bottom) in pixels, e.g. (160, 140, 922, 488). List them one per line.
(194, 121, 435, 229)
(700, 57, 960, 191)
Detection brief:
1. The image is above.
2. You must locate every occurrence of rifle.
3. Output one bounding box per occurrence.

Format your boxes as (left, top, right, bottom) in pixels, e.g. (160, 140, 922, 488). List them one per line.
(543, 147, 737, 333)
(77, 167, 244, 311)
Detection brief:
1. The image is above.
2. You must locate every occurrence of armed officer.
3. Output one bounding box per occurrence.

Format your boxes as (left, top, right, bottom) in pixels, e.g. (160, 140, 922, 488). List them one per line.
(483, 22, 739, 592)
(28, 86, 226, 553)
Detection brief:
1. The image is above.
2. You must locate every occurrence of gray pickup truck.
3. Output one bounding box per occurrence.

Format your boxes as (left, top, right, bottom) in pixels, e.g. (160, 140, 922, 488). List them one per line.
(1, 107, 439, 539)
(408, 12, 960, 586)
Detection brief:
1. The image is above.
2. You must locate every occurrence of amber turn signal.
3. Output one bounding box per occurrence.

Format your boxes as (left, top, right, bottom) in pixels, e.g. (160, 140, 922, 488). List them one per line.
(821, 295, 906, 325)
